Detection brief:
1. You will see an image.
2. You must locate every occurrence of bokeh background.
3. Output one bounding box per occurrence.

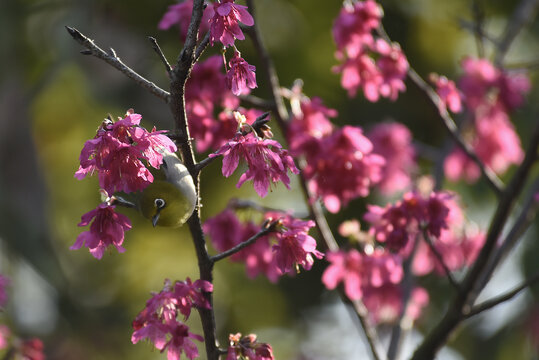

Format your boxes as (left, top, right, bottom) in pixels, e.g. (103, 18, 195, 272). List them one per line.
(1, 0, 539, 359)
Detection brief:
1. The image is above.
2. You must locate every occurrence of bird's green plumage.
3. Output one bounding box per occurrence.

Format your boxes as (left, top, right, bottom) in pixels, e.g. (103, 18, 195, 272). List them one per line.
(137, 151, 197, 227)
(139, 181, 193, 227)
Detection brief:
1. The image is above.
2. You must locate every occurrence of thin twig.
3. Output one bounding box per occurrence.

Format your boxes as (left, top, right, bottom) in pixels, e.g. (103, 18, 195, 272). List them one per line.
(474, 177, 539, 299)
(227, 198, 290, 215)
(465, 271, 539, 318)
(194, 154, 219, 174)
(211, 222, 278, 263)
(239, 94, 276, 110)
(422, 229, 461, 291)
(149, 36, 172, 74)
(65, 26, 171, 102)
(471, 0, 486, 57)
(494, 0, 539, 66)
(458, 19, 500, 48)
(195, 31, 211, 62)
(406, 66, 505, 196)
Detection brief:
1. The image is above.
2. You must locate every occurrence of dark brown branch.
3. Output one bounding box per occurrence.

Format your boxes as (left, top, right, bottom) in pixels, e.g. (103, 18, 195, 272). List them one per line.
(471, 0, 486, 57)
(410, 120, 539, 360)
(167, 1, 220, 359)
(65, 26, 171, 102)
(475, 177, 539, 299)
(211, 221, 278, 262)
(149, 36, 172, 74)
(239, 94, 276, 110)
(422, 229, 461, 291)
(195, 31, 211, 62)
(494, 0, 539, 66)
(465, 271, 539, 318)
(194, 154, 219, 174)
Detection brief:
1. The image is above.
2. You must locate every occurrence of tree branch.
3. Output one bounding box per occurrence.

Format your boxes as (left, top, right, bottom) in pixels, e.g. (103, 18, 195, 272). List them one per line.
(422, 229, 461, 292)
(65, 26, 171, 102)
(465, 271, 539, 318)
(149, 36, 172, 74)
(167, 1, 220, 359)
(410, 119, 539, 360)
(211, 221, 278, 263)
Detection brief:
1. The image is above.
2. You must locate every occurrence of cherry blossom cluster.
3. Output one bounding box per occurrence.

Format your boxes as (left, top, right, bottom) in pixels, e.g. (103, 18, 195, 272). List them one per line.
(160, 0, 257, 97)
(226, 333, 274, 360)
(287, 94, 386, 212)
(432, 57, 530, 183)
(332, 0, 409, 101)
(204, 207, 323, 282)
(211, 112, 299, 197)
(0, 275, 46, 360)
(131, 278, 213, 360)
(73, 110, 176, 259)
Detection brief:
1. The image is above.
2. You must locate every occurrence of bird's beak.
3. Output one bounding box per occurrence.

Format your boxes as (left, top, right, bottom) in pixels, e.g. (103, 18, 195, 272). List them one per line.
(152, 210, 161, 227)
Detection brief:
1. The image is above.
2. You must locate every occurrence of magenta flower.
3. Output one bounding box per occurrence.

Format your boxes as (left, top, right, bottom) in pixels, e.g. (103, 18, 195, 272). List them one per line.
(204, 209, 279, 282)
(334, 53, 381, 100)
(271, 216, 323, 275)
(132, 278, 211, 359)
(226, 52, 257, 96)
(0, 325, 9, 350)
(364, 191, 455, 252)
(227, 333, 274, 360)
(71, 203, 131, 259)
(430, 73, 462, 114)
(303, 126, 385, 213)
(363, 284, 429, 324)
(158, 0, 214, 42)
(375, 39, 409, 101)
(444, 147, 481, 183)
(20, 338, 45, 360)
(288, 97, 337, 157)
(322, 249, 403, 300)
(368, 121, 416, 195)
(210, 0, 254, 47)
(75, 110, 177, 194)
(332, 0, 383, 58)
(211, 131, 299, 197)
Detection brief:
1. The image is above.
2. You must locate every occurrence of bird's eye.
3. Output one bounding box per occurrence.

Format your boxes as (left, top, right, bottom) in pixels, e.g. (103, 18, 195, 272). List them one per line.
(154, 198, 166, 209)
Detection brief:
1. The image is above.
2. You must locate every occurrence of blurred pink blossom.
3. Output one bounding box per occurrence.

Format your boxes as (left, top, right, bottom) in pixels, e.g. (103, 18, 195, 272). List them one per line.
(209, 0, 254, 47)
(158, 0, 214, 42)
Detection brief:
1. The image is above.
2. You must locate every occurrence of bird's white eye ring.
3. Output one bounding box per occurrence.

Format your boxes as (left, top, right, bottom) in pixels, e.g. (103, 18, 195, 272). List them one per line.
(155, 198, 166, 209)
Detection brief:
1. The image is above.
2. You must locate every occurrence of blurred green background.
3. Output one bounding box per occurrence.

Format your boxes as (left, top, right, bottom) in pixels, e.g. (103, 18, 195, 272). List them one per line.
(1, 0, 538, 359)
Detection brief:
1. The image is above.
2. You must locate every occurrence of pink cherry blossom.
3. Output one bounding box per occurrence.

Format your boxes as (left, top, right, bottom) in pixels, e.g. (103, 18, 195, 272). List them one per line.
(322, 248, 403, 300)
(209, 0, 254, 47)
(271, 217, 323, 275)
(20, 338, 45, 360)
(368, 121, 416, 195)
(158, 0, 214, 42)
(0, 325, 9, 350)
(364, 191, 454, 252)
(334, 53, 381, 100)
(71, 203, 131, 259)
(226, 52, 257, 96)
(430, 73, 462, 114)
(288, 97, 337, 157)
(211, 131, 299, 197)
(132, 278, 211, 359)
(444, 147, 481, 183)
(75, 110, 177, 194)
(332, 0, 383, 58)
(374, 39, 409, 101)
(303, 126, 385, 213)
(227, 333, 274, 360)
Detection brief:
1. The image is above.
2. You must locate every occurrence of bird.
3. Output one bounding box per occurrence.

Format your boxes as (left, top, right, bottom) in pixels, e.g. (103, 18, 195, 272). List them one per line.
(138, 151, 197, 227)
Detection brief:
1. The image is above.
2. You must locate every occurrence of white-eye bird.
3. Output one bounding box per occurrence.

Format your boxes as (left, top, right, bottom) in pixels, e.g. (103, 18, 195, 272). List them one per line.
(138, 151, 197, 227)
